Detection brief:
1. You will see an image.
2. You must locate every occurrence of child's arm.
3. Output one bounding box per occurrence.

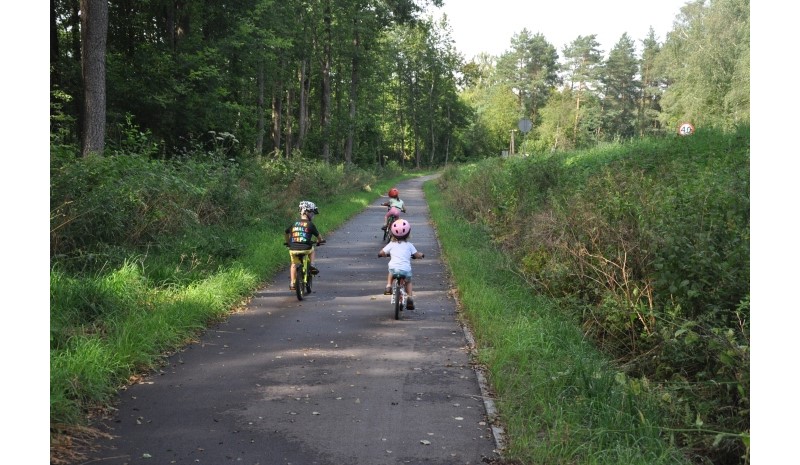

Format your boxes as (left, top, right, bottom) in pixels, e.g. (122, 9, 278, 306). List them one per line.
(412, 251, 424, 259)
(378, 243, 392, 257)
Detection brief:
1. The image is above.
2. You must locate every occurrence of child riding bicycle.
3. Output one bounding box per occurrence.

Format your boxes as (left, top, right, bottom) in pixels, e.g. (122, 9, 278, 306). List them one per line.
(284, 200, 325, 291)
(380, 187, 406, 230)
(377, 219, 424, 310)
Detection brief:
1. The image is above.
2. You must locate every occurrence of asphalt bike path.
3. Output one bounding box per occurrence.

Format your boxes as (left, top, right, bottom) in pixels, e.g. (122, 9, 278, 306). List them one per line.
(85, 175, 500, 465)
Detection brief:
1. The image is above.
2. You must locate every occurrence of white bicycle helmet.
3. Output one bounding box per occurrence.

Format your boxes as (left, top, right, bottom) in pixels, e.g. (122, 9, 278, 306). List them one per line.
(299, 200, 319, 216)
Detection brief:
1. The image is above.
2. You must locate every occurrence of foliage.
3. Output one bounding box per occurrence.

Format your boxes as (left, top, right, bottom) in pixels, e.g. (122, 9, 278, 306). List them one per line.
(459, 0, 748, 157)
(51, 0, 461, 167)
(657, 0, 750, 130)
(51, 0, 748, 165)
(435, 127, 750, 464)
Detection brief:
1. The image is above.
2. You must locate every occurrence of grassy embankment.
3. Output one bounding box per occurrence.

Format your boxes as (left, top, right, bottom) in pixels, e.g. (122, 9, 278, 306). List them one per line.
(424, 126, 749, 465)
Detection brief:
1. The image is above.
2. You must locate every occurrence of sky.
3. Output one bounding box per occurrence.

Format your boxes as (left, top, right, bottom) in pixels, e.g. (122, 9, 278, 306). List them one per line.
(428, 0, 691, 59)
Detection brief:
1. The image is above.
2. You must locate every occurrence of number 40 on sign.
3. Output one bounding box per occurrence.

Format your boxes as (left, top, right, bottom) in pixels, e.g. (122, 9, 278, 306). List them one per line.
(678, 122, 695, 136)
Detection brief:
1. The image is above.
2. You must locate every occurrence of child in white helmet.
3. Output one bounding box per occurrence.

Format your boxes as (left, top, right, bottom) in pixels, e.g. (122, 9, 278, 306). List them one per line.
(284, 200, 325, 290)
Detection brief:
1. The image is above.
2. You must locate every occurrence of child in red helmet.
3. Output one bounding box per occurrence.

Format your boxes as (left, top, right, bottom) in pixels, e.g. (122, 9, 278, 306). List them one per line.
(378, 218, 424, 309)
(380, 187, 406, 230)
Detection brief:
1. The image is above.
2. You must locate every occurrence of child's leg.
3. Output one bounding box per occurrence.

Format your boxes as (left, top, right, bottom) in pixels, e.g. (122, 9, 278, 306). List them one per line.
(288, 252, 298, 287)
(406, 280, 413, 296)
(386, 271, 393, 286)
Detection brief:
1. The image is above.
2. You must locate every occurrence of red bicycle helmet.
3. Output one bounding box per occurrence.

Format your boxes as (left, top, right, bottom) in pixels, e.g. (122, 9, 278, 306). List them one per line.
(388, 188, 399, 198)
(390, 219, 410, 238)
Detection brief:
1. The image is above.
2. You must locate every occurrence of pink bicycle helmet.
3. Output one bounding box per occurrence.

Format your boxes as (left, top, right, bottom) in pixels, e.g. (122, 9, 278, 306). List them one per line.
(390, 219, 410, 238)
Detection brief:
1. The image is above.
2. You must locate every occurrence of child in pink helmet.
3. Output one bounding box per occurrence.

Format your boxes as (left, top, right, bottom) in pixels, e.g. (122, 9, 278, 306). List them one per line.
(377, 219, 424, 309)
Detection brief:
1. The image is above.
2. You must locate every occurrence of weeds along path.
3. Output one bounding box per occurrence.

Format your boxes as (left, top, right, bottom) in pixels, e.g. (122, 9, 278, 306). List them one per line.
(84, 174, 500, 465)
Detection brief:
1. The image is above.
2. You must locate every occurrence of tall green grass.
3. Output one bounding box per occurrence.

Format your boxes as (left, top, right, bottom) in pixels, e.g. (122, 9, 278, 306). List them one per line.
(425, 182, 689, 465)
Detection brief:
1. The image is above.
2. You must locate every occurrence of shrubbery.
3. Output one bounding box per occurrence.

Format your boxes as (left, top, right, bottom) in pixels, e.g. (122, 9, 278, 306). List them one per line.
(50, 140, 400, 459)
(436, 127, 750, 464)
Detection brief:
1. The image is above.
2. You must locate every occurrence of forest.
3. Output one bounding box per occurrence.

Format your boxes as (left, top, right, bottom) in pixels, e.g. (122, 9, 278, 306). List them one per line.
(51, 0, 749, 164)
(50, 0, 750, 464)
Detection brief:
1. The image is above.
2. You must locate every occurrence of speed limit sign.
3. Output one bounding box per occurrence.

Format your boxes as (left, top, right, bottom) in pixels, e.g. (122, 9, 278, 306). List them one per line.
(678, 122, 695, 136)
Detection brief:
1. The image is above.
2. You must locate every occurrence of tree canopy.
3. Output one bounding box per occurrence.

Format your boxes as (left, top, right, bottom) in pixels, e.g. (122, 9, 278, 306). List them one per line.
(50, 0, 749, 162)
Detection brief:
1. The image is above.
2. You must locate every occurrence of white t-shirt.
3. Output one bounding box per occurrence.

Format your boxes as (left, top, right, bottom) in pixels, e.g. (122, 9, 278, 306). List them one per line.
(388, 198, 404, 210)
(381, 241, 418, 272)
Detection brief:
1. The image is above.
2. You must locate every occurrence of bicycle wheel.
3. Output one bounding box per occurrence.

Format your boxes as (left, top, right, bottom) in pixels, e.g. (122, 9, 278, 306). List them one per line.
(383, 218, 392, 243)
(394, 279, 402, 320)
(295, 264, 304, 300)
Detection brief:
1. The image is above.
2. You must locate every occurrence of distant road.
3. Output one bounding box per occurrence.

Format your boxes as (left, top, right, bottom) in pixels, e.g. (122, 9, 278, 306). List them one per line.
(85, 175, 500, 465)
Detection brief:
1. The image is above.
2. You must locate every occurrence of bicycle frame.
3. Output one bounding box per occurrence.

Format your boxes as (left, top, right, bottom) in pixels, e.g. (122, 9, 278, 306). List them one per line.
(383, 213, 398, 243)
(390, 274, 407, 320)
(294, 253, 311, 300)
(291, 241, 322, 301)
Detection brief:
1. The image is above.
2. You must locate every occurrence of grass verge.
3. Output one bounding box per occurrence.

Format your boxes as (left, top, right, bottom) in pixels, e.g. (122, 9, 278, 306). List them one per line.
(424, 180, 690, 465)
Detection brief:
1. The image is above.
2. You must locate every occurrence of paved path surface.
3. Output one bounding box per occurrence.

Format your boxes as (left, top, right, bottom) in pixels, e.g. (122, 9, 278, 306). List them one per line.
(85, 175, 500, 465)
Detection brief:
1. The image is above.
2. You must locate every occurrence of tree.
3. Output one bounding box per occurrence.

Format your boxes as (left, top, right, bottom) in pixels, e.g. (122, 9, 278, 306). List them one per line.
(638, 27, 665, 136)
(657, 0, 750, 129)
(80, 0, 108, 157)
(51, 0, 462, 168)
(561, 35, 603, 146)
(600, 33, 640, 139)
(495, 29, 559, 127)
(535, 88, 576, 152)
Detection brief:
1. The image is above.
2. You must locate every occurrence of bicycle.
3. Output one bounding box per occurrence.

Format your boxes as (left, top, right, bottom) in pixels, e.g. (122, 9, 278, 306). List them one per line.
(389, 272, 408, 320)
(382, 213, 398, 243)
(383, 254, 422, 320)
(288, 240, 324, 301)
(381, 206, 407, 243)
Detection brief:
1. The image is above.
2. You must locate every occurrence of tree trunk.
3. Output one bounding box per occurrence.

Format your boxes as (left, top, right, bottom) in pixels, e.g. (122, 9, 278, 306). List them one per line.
(573, 82, 582, 146)
(298, 58, 310, 150)
(256, 61, 265, 159)
(321, 0, 332, 163)
(397, 68, 405, 166)
(80, 0, 108, 157)
(411, 77, 420, 168)
(271, 82, 282, 156)
(285, 85, 294, 158)
(345, 24, 360, 166)
(428, 77, 435, 165)
(50, 0, 59, 84)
